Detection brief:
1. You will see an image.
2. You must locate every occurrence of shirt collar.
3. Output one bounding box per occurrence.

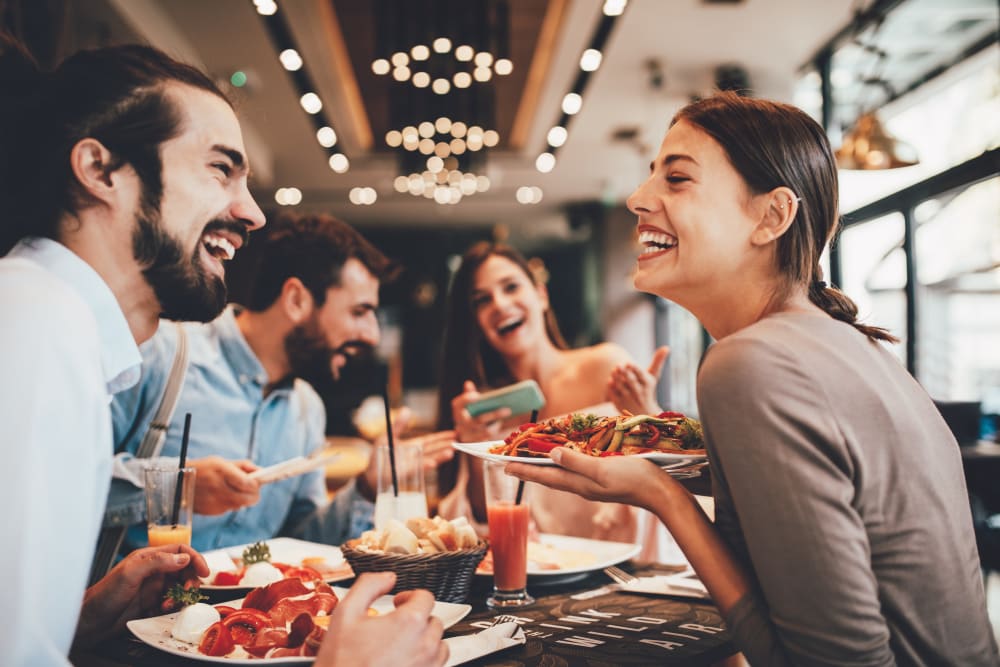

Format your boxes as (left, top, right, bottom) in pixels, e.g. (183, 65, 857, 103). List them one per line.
(214, 305, 270, 388)
(9, 237, 142, 393)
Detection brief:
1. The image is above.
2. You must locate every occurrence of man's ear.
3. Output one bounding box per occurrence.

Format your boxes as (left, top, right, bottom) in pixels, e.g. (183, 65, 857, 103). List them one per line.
(69, 138, 119, 205)
(750, 187, 800, 247)
(280, 277, 315, 324)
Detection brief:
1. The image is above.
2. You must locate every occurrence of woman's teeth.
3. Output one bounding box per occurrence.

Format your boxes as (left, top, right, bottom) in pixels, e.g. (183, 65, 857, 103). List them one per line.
(203, 234, 236, 260)
(497, 319, 524, 335)
(639, 230, 677, 254)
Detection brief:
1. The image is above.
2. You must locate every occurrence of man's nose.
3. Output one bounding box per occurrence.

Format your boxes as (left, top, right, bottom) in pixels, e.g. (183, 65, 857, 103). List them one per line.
(232, 184, 266, 231)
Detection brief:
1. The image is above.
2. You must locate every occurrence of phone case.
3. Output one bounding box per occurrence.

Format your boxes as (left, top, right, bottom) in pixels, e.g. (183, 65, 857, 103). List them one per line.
(466, 379, 545, 417)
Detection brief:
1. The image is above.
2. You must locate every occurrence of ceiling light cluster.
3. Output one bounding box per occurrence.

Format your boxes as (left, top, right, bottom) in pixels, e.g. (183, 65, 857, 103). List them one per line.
(516, 186, 543, 204)
(385, 119, 499, 158)
(371, 38, 513, 93)
(533, 4, 627, 174)
(349, 187, 378, 205)
(393, 161, 491, 205)
(274, 187, 302, 206)
(255, 0, 350, 177)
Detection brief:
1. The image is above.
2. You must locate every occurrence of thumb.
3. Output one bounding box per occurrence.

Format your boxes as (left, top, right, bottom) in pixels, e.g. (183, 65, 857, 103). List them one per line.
(550, 446, 601, 478)
(224, 463, 257, 492)
(463, 380, 477, 394)
(125, 548, 193, 584)
(337, 572, 396, 620)
(647, 346, 670, 377)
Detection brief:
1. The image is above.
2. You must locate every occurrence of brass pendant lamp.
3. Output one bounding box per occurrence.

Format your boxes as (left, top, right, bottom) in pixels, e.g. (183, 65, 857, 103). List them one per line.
(835, 111, 919, 170)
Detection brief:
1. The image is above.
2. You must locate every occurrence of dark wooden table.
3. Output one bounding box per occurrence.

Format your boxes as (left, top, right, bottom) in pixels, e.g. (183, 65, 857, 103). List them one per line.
(75, 562, 735, 667)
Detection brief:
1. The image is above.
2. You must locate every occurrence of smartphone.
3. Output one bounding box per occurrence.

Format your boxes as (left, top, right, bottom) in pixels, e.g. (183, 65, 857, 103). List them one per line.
(466, 379, 545, 418)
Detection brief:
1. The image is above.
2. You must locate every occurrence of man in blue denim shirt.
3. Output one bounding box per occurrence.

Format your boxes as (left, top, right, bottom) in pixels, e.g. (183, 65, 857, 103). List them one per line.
(110, 213, 395, 552)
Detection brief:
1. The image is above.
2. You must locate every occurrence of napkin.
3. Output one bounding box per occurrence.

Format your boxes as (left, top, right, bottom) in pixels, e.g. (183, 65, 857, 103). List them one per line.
(444, 622, 526, 666)
(620, 573, 709, 599)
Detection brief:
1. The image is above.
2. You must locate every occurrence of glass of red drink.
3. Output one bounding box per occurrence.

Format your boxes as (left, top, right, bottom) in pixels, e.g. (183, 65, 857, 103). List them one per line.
(483, 460, 535, 609)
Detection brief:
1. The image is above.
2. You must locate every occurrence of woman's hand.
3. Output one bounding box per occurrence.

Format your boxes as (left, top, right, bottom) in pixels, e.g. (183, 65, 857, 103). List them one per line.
(505, 447, 672, 513)
(451, 380, 511, 443)
(606, 346, 669, 415)
(75, 545, 210, 648)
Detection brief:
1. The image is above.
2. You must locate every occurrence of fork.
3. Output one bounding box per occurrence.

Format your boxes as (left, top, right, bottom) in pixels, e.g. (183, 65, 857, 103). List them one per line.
(603, 565, 638, 586)
(489, 614, 521, 627)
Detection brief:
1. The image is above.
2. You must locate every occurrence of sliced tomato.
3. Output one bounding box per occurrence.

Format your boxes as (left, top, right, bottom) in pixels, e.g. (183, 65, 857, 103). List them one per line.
(526, 438, 559, 454)
(222, 608, 272, 645)
(212, 571, 244, 586)
(214, 605, 238, 618)
(199, 622, 235, 657)
(657, 411, 685, 419)
(271, 561, 292, 573)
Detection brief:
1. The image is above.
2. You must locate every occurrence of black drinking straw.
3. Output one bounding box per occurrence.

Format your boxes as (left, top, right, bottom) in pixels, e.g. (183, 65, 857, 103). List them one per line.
(170, 413, 192, 526)
(382, 366, 399, 497)
(514, 409, 540, 505)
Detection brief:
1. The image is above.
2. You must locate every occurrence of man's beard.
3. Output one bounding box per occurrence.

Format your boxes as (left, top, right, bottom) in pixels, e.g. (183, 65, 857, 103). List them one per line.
(284, 316, 373, 385)
(131, 199, 239, 322)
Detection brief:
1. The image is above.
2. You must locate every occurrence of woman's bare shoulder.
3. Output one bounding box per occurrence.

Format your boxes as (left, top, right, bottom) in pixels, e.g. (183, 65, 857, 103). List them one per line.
(565, 342, 631, 374)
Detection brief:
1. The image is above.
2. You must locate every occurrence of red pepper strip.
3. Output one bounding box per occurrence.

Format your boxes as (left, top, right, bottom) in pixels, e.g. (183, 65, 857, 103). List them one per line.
(199, 622, 236, 657)
(657, 411, 685, 419)
(526, 438, 560, 454)
(599, 451, 624, 457)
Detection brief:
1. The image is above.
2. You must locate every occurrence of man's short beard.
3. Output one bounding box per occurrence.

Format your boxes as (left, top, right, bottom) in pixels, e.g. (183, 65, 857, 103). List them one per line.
(284, 317, 337, 384)
(132, 194, 227, 323)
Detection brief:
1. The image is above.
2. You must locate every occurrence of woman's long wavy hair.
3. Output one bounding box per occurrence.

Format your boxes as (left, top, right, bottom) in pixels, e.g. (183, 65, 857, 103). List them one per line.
(435, 242, 568, 429)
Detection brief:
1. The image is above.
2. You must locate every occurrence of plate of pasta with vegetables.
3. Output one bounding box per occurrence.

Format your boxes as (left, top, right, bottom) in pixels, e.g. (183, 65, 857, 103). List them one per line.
(452, 412, 707, 465)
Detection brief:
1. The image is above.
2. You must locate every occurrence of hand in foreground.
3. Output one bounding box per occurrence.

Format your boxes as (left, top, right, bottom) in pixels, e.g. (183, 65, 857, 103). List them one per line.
(314, 572, 447, 667)
(190, 455, 261, 515)
(505, 447, 671, 512)
(74, 545, 209, 649)
(452, 380, 511, 443)
(606, 346, 669, 416)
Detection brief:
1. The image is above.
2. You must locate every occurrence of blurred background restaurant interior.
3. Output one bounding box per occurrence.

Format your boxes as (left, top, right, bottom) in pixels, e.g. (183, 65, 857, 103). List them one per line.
(3, 0, 999, 490)
(3, 0, 1000, 636)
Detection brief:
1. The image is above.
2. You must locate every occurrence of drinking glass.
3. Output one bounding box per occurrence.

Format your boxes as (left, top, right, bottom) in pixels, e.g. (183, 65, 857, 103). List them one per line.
(144, 466, 196, 547)
(483, 459, 534, 608)
(373, 441, 428, 530)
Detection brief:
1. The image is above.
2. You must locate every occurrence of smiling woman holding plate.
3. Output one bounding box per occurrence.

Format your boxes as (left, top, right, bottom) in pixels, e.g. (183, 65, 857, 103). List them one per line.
(507, 92, 998, 666)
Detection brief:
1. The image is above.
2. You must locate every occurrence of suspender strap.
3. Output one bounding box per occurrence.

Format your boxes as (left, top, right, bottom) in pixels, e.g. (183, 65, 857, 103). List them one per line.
(88, 324, 190, 586)
(136, 323, 189, 458)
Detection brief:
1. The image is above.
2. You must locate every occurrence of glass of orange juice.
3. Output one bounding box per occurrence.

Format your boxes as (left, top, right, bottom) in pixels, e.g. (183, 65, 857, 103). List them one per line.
(143, 466, 196, 546)
(483, 459, 534, 609)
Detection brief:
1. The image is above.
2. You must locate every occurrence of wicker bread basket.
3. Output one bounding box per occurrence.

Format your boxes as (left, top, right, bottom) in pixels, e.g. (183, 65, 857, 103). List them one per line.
(341, 541, 487, 603)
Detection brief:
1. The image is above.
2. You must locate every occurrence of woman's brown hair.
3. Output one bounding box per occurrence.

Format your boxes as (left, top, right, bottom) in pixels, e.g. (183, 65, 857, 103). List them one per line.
(674, 92, 897, 343)
(435, 242, 568, 429)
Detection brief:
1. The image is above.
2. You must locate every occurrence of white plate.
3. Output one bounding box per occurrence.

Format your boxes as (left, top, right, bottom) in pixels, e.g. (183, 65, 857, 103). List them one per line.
(476, 533, 641, 579)
(452, 440, 706, 465)
(126, 586, 471, 664)
(200, 538, 353, 591)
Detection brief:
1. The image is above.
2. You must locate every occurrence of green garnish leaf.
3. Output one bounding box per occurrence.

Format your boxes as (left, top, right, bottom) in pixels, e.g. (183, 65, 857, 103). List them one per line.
(679, 418, 705, 450)
(242, 541, 271, 565)
(568, 413, 600, 432)
(166, 582, 206, 608)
